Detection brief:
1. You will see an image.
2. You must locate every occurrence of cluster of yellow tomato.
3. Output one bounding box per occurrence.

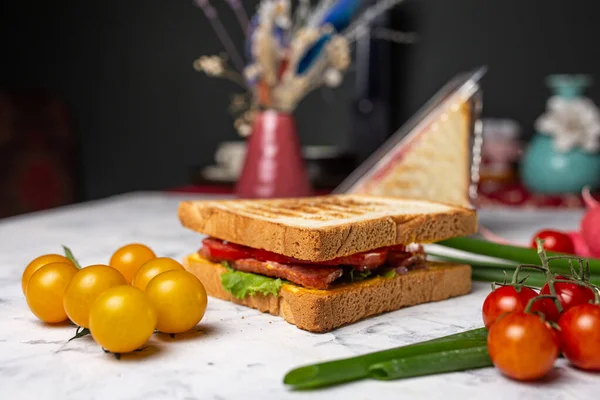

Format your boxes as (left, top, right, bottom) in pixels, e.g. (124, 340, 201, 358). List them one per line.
(22, 244, 208, 354)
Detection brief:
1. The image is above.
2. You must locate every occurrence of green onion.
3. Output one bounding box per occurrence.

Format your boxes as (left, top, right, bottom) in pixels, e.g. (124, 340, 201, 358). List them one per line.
(428, 246, 600, 287)
(470, 265, 600, 287)
(369, 346, 491, 380)
(427, 249, 518, 269)
(283, 328, 488, 390)
(436, 237, 600, 276)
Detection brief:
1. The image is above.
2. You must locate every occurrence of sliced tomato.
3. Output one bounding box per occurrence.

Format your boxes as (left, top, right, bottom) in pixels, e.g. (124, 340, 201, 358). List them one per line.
(386, 244, 407, 252)
(201, 238, 251, 261)
(201, 238, 390, 268)
(250, 249, 297, 264)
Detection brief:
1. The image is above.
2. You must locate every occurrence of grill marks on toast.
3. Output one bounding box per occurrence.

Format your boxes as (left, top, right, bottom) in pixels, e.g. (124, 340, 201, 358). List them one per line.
(217, 196, 429, 223)
(178, 194, 477, 261)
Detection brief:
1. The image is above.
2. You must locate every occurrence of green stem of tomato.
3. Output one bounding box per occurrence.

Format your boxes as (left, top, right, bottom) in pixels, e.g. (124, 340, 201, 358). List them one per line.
(510, 264, 521, 286)
(62, 245, 83, 270)
(536, 239, 564, 314)
(593, 287, 600, 304)
(509, 264, 546, 291)
(525, 294, 556, 314)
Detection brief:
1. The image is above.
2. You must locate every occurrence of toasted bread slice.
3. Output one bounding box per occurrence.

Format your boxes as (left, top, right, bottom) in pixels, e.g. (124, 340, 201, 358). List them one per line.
(178, 194, 477, 262)
(183, 253, 472, 333)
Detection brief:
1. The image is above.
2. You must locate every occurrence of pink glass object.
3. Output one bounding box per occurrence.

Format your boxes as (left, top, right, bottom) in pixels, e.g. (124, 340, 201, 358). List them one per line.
(235, 110, 312, 198)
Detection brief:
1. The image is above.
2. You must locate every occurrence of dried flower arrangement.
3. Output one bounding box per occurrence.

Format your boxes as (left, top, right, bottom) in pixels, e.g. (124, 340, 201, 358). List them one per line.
(193, 0, 415, 137)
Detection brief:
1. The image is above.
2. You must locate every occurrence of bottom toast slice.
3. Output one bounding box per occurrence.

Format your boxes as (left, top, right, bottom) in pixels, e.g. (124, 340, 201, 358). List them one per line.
(183, 253, 472, 333)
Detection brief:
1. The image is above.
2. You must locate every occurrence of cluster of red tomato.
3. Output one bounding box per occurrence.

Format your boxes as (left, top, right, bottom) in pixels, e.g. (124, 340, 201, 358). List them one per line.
(22, 244, 208, 356)
(482, 277, 600, 380)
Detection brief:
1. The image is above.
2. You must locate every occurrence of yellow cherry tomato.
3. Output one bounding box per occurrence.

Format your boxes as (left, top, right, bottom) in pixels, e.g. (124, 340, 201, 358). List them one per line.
(145, 270, 207, 334)
(22, 254, 74, 295)
(89, 286, 157, 354)
(26, 262, 79, 323)
(109, 243, 156, 283)
(63, 265, 127, 328)
(132, 257, 185, 291)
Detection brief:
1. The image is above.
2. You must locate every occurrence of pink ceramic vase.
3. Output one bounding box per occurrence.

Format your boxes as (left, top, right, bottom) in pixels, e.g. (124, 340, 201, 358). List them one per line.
(235, 110, 312, 198)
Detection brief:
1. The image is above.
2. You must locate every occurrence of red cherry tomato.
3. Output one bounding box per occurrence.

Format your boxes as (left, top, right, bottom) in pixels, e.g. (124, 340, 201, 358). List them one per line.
(482, 285, 541, 329)
(538, 277, 596, 322)
(200, 238, 251, 261)
(530, 230, 575, 254)
(487, 312, 559, 381)
(558, 303, 600, 371)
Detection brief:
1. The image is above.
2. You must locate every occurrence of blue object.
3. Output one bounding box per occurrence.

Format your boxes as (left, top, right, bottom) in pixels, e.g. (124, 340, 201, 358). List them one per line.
(296, 0, 361, 74)
(320, 0, 361, 32)
(296, 34, 330, 75)
(521, 135, 600, 194)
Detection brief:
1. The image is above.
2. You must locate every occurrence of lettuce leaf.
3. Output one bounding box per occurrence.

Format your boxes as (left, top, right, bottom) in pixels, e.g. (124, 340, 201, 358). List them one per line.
(381, 269, 396, 279)
(220, 266, 283, 300)
(349, 269, 372, 282)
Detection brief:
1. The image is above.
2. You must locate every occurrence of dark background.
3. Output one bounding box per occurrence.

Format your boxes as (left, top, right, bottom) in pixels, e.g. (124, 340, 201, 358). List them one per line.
(2, 0, 599, 201)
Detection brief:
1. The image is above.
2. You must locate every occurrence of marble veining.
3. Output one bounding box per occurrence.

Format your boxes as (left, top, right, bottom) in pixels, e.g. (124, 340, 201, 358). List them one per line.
(0, 192, 596, 400)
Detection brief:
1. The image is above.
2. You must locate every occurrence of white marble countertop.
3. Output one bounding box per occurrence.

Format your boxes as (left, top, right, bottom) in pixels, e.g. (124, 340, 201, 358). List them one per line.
(0, 192, 596, 400)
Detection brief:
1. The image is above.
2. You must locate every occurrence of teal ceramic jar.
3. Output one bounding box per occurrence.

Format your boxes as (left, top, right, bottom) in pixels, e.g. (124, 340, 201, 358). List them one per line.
(521, 135, 600, 193)
(521, 75, 600, 194)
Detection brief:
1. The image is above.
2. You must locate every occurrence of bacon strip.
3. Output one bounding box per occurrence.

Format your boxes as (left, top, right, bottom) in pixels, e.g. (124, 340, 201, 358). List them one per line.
(231, 259, 343, 290)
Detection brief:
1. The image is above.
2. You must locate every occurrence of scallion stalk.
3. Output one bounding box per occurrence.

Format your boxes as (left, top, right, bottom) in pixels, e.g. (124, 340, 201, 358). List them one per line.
(436, 237, 600, 276)
(368, 346, 491, 380)
(284, 328, 488, 390)
(470, 265, 600, 287)
(428, 247, 600, 287)
(427, 249, 518, 269)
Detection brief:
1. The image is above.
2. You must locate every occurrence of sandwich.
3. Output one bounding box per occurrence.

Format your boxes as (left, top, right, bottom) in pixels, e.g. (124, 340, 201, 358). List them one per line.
(344, 101, 473, 208)
(178, 194, 477, 333)
(335, 69, 485, 209)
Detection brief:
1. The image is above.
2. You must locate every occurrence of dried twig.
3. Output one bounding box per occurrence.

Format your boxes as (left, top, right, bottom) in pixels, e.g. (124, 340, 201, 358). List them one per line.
(224, 0, 249, 34)
(195, 0, 245, 71)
